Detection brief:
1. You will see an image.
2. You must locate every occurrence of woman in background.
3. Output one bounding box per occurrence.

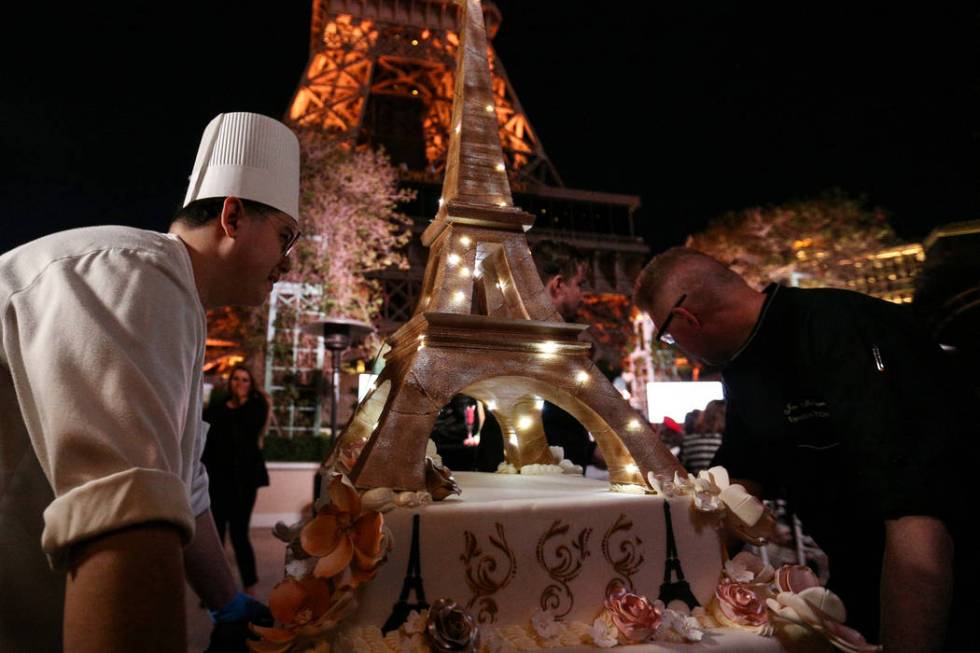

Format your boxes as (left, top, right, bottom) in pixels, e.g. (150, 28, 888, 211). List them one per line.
(202, 364, 270, 594)
(681, 399, 725, 474)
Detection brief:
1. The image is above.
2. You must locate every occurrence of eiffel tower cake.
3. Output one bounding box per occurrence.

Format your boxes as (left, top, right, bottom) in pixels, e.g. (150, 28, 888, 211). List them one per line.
(331, 0, 684, 493)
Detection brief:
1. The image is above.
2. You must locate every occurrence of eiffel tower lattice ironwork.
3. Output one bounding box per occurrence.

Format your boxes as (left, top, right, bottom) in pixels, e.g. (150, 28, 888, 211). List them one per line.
(330, 0, 685, 492)
(288, 0, 561, 187)
(382, 514, 430, 633)
(657, 501, 700, 610)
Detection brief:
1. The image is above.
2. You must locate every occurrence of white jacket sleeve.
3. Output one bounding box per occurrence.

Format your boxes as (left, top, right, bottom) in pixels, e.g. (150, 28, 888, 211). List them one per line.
(190, 420, 211, 517)
(2, 247, 203, 568)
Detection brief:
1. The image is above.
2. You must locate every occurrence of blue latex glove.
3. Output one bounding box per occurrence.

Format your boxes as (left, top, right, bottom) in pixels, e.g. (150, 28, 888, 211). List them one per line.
(209, 592, 272, 626)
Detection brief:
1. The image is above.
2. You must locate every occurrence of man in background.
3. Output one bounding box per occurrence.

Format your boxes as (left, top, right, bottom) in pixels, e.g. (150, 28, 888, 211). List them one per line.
(0, 112, 301, 651)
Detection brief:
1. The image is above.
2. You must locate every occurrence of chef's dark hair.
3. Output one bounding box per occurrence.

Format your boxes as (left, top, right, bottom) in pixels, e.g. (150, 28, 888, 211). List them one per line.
(170, 197, 276, 228)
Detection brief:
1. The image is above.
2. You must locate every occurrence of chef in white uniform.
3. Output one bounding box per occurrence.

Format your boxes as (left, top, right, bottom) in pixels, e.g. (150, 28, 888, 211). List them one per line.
(0, 112, 301, 652)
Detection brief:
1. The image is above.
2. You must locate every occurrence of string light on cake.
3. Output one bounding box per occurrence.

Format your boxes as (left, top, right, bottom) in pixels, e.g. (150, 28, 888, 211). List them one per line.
(495, 163, 505, 172)
(496, 280, 507, 291)
(498, 201, 508, 207)
(460, 267, 470, 277)
(575, 370, 590, 384)
(517, 415, 533, 431)
(625, 463, 639, 475)
(460, 236, 471, 247)
(537, 341, 559, 354)
(485, 104, 494, 112)
(626, 419, 640, 431)
(534, 397, 544, 410)
(453, 290, 466, 303)
(447, 253, 461, 266)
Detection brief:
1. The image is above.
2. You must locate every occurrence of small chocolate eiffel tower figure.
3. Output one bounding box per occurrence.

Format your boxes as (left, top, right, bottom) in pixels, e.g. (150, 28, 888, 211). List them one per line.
(382, 514, 430, 633)
(658, 502, 700, 610)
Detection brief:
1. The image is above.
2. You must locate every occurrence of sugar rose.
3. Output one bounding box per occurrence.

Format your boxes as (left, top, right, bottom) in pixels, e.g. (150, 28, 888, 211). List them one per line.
(603, 589, 662, 643)
(712, 581, 771, 635)
(774, 564, 820, 594)
(425, 598, 480, 652)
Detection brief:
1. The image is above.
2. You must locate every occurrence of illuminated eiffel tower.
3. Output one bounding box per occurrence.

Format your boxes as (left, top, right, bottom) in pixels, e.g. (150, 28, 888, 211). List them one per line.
(288, 0, 560, 186)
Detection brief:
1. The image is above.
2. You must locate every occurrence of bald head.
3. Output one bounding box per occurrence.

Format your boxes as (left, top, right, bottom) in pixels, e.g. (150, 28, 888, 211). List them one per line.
(633, 247, 765, 364)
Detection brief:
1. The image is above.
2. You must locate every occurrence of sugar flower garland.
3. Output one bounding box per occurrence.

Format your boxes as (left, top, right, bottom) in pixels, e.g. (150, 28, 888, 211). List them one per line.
(704, 551, 882, 652)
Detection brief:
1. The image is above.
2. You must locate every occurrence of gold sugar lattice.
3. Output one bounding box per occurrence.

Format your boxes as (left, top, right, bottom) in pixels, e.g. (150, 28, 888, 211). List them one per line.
(335, 0, 684, 491)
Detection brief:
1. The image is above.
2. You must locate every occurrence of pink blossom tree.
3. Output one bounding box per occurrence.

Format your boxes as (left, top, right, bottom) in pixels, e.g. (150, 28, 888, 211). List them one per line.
(289, 130, 415, 330)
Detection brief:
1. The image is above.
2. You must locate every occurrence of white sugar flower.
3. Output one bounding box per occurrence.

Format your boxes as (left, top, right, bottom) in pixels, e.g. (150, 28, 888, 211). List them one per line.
(724, 551, 775, 584)
(688, 466, 766, 528)
(646, 472, 675, 497)
(496, 461, 518, 474)
(361, 487, 397, 513)
(559, 459, 583, 475)
(531, 609, 564, 641)
(402, 609, 427, 635)
(284, 557, 317, 579)
(481, 626, 505, 653)
(394, 491, 431, 508)
(673, 471, 698, 494)
(611, 483, 647, 495)
(521, 463, 564, 475)
(589, 616, 619, 648)
(767, 588, 882, 652)
(659, 607, 705, 643)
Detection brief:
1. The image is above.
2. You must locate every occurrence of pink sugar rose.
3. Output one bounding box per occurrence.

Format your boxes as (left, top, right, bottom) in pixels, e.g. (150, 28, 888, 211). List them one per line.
(714, 581, 769, 629)
(603, 589, 663, 643)
(774, 564, 821, 594)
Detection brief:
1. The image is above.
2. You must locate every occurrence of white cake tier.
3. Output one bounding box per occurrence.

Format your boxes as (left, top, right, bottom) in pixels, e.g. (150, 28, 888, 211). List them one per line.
(350, 472, 786, 651)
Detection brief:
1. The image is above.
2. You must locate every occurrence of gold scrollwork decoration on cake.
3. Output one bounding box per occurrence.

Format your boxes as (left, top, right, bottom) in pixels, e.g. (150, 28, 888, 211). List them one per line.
(460, 523, 517, 624)
(535, 520, 592, 618)
(601, 513, 645, 595)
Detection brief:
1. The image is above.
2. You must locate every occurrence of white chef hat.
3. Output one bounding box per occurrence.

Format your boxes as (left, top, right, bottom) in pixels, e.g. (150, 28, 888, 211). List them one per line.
(183, 112, 300, 222)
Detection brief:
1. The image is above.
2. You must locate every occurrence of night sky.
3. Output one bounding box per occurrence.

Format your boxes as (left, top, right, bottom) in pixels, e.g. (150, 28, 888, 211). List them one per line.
(3, 2, 976, 256)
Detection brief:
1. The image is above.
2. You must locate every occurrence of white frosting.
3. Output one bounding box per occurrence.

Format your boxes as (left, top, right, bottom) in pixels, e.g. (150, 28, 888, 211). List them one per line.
(350, 473, 725, 629)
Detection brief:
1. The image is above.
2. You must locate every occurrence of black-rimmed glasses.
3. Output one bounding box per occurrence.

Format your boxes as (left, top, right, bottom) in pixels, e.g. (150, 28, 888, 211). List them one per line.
(654, 293, 687, 345)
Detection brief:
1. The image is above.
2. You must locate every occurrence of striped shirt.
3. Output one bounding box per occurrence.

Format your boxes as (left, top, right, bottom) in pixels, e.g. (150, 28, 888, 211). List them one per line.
(681, 432, 724, 474)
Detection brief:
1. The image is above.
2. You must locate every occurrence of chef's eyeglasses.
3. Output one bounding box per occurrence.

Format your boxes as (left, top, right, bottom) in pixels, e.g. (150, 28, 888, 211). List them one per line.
(279, 226, 302, 258)
(253, 206, 301, 257)
(654, 293, 687, 345)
